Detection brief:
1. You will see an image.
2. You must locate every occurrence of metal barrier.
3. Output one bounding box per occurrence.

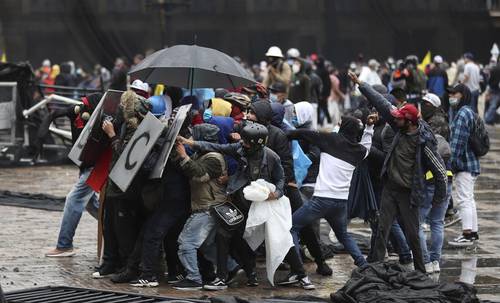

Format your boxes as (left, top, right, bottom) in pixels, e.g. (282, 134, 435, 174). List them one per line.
(0, 82, 17, 146)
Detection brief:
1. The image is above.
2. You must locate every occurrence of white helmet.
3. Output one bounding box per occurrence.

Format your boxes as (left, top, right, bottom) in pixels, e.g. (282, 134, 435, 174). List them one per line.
(286, 48, 301, 59)
(130, 79, 149, 93)
(422, 93, 441, 108)
(265, 46, 284, 58)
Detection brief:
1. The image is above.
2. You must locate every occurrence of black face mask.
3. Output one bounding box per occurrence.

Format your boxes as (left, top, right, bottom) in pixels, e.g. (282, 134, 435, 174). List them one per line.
(421, 104, 437, 121)
(339, 116, 364, 143)
(243, 144, 263, 158)
(398, 120, 411, 133)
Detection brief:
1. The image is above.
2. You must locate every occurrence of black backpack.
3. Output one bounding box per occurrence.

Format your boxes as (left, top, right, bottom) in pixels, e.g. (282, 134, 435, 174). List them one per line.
(469, 113, 490, 157)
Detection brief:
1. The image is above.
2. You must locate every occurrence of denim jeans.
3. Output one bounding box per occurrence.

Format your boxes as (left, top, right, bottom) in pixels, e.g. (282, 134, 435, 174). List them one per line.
(56, 167, 98, 249)
(178, 211, 219, 284)
(291, 196, 367, 267)
(485, 92, 500, 124)
(419, 182, 451, 263)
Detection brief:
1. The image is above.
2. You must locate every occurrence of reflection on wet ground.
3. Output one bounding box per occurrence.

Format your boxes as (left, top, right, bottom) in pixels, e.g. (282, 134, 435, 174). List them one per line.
(0, 129, 500, 301)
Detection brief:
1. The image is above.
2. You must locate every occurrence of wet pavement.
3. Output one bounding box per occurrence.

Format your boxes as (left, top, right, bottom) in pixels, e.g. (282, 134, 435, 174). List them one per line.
(1, 128, 500, 301)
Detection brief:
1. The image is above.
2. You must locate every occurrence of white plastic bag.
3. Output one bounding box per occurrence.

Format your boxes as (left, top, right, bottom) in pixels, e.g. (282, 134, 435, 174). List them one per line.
(243, 179, 293, 285)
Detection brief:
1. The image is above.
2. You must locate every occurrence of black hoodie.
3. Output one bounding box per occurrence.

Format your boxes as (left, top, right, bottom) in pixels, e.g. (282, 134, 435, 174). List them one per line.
(250, 100, 295, 183)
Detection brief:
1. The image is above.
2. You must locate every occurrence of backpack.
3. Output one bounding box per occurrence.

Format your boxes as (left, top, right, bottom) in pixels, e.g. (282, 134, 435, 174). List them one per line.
(469, 113, 490, 157)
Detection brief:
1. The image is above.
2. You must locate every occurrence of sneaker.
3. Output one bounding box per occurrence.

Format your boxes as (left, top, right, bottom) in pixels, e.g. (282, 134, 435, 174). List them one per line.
(203, 278, 228, 291)
(45, 248, 75, 258)
(110, 268, 139, 283)
(432, 260, 440, 273)
(227, 266, 244, 284)
(130, 276, 159, 287)
(448, 234, 475, 247)
(315, 261, 333, 276)
(299, 276, 315, 290)
(91, 263, 117, 279)
(246, 272, 259, 287)
(425, 262, 434, 274)
(276, 273, 300, 286)
(444, 212, 461, 228)
(167, 273, 185, 284)
(173, 278, 202, 290)
(400, 262, 414, 272)
(471, 232, 479, 241)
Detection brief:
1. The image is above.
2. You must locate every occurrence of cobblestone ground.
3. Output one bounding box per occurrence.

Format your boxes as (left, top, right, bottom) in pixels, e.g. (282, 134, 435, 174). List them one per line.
(1, 129, 500, 301)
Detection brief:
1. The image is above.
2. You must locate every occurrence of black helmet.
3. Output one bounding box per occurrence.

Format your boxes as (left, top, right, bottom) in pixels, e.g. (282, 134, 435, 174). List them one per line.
(241, 122, 268, 155)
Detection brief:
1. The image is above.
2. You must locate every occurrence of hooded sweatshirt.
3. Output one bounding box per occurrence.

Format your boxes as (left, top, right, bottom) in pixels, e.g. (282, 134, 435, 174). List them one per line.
(250, 100, 295, 183)
(288, 117, 374, 199)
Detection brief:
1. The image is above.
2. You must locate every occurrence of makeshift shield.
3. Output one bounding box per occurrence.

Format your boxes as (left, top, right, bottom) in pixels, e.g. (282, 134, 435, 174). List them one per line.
(108, 112, 165, 192)
(68, 90, 123, 166)
(149, 103, 192, 179)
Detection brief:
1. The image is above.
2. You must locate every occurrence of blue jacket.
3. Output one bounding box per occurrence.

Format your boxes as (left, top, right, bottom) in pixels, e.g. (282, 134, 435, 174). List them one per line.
(359, 82, 448, 207)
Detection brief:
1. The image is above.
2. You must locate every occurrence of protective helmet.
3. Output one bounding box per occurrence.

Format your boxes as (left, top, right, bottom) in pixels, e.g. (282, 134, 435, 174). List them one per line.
(405, 55, 419, 67)
(286, 48, 301, 59)
(241, 122, 268, 149)
(265, 46, 284, 58)
(223, 92, 251, 109)
(148, 95, 167, 117)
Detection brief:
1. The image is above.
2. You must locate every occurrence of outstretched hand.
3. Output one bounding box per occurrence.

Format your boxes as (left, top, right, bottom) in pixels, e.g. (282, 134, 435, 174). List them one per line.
(176, 136, 194, 147)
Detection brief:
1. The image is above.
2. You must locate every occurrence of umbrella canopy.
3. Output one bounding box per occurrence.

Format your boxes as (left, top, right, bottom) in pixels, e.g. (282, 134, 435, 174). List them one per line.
(129, 45, 256, 89)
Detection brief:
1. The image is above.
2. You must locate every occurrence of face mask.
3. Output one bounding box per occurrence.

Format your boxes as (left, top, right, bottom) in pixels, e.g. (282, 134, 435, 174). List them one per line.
(269, 93, 278, 103)
(291, 115, 299, 127)
(292, 63, 300, 74)
(287, 59, 294, 66)
(421, 104, 436, 120)
(203, 108, 213, 122)
(243, 143, 262, 157)
(449, 97, 460, 107)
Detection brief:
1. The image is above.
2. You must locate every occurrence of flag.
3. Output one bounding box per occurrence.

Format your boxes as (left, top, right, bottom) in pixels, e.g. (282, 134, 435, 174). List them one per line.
(418, 51, 431, 71)
(0, 50, 6, 63)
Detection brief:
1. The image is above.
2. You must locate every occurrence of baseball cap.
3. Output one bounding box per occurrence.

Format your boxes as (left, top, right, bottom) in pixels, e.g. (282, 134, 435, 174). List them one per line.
(390, 103, 420, 123)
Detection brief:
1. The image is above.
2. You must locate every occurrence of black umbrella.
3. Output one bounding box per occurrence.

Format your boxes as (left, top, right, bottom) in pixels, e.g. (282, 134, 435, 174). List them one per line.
(129, 45, 256, 90)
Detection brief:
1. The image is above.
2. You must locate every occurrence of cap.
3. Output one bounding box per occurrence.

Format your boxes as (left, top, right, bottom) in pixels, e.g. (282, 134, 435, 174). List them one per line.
(433, 55, 443, 64)
(130, 79, 149, 93)
(390, 103, 419, 123)
(447, 83, 467, 94)
(422, 93, 441, 107)
(268, 82, 287, 93)
(287, 48, 301, 59)
(265, 46, 284, 58)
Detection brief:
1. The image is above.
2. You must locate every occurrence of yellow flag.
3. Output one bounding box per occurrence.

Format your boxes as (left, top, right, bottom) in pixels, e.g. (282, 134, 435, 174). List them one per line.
(0, 50, 6, 63)
(418, 51, 431, 71)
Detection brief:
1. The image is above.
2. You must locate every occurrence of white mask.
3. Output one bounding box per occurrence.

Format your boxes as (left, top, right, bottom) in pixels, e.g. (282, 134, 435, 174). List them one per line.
(449, 97, 460, 107)
(292, 63, 300, 74)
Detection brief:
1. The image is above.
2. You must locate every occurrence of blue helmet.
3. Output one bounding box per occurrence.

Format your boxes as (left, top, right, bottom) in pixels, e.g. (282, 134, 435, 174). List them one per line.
(148, 95, 167, 117)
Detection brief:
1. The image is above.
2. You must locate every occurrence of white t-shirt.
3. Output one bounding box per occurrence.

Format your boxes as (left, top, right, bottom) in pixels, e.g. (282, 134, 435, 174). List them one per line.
(463, 62, 480, 92)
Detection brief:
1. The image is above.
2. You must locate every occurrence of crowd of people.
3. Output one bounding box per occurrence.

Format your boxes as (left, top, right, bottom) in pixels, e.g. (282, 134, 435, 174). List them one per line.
(41, 45, 495, 291)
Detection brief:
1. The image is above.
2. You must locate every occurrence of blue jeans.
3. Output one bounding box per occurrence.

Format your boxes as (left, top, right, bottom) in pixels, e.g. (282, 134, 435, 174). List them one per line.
(418, 182, 451, 263)
(177, 211, 238, 284)
(291, 196, 367, 267)
(389, 221, 412, 263)
(485, 92, 500, 124)
(56, 167, 98, 249)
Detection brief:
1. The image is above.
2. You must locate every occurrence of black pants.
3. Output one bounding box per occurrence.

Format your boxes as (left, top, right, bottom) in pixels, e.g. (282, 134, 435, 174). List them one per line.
(215, 221, 256, 280)
(371, 182, 425, 273)
(141, 211, 184, 276)
(103, 195, 143, 269)
(164, 215, 189, 276)
(286, 185, 324, 264)
(318, 96, 332, 125)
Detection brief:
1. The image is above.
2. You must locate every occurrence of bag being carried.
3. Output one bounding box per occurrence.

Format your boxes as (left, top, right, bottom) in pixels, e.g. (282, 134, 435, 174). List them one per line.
(211, 201, 244, 230)
(469, 113, 490, 157)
